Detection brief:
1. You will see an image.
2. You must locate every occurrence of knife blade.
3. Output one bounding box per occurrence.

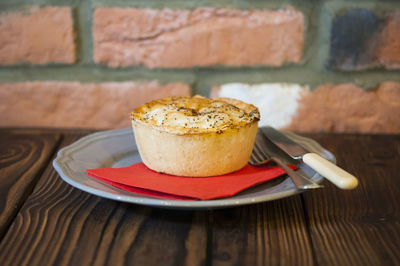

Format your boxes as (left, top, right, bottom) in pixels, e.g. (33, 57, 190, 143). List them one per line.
(251, 131, 322, 189)
(261, 126, 359, 190)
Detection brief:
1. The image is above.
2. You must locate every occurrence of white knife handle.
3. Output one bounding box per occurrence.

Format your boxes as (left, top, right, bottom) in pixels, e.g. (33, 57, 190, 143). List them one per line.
(303, 153, 358, 190)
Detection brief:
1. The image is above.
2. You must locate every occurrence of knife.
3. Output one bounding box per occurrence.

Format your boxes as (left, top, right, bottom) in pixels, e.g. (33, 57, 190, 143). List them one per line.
(261, 127, 359, 190)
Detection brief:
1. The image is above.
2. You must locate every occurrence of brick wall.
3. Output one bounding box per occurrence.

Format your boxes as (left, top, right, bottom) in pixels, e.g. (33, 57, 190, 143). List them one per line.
(0, 1, 399, 133)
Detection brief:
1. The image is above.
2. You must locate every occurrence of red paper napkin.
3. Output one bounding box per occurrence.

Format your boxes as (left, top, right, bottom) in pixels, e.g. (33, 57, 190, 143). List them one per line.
(87, 163, 296, 201)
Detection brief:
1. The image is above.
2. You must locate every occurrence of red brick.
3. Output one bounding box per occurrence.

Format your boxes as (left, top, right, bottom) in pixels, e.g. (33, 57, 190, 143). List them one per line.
(378, 14, 400, 69)
(0, 81, 191, 129)
(0, 6, 75, 65)
(93, 7, 304, 68)
(287, 82, 400, 133)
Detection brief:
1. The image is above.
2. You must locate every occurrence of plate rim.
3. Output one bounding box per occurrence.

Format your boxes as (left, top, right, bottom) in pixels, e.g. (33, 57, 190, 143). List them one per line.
(53, 127, 334, 209)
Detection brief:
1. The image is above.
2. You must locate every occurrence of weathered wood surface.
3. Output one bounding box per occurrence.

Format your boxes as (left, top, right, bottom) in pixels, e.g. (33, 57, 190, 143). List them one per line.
(0, 129, 60, 238)
(0, 130, 399, 266)
(210, 197, 315, 266)
(302, 134, 400, 266)
(0, 133, 207, 266)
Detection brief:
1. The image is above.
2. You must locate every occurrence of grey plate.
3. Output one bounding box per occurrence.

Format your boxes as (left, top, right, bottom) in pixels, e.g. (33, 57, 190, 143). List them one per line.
(53, 128, 335, 209)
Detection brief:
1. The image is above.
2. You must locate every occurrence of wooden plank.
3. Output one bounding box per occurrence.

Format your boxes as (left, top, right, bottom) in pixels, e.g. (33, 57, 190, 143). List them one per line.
(0, 129, 60, 238)
(0, 133, 207, 266)
(210, 196, 315, 266)
(302, 134, 400, 266)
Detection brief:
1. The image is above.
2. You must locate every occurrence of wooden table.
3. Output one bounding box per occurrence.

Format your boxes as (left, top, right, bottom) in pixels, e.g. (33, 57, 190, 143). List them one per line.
(0, 128, 399, 266)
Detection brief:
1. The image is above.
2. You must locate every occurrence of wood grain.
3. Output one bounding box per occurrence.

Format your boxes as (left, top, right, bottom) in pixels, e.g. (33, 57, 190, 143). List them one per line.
(210, 196, 315, 266)
(302, 134, 400, 266)
(0, 129, 60, 238)
(0, 134, 207, 266)
(1, 129, 400, 266)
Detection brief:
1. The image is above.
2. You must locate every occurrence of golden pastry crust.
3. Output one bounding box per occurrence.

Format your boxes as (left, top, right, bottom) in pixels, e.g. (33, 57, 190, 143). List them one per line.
(131, 95, 260, 177)
(131, 95, 260, 135)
